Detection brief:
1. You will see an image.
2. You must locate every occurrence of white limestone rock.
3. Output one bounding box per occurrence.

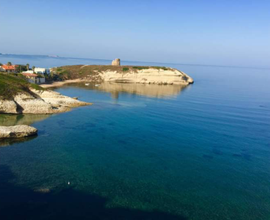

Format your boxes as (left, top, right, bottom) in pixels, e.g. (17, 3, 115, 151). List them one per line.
(0, 125, 38, 139)
(0, 89, 91, 114)
(100, 67, 194, 85)
(0, 100, 18, 114)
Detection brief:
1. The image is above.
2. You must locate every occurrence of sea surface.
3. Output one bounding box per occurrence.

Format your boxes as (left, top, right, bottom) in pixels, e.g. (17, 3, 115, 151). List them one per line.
(0, 55, 270, 220)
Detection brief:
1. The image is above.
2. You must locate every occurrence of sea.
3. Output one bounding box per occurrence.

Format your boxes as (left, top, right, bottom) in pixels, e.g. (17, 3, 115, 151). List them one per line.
(0, 54, 270, 220)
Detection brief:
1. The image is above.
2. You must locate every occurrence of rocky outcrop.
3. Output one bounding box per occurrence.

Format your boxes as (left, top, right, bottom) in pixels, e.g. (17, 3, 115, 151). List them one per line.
(36, 90, 90, 108)
(50, 64, 194, 86)
(112, 58, 121, 66)
(99, 67, 194, 85)
(0, 89, 91, 114)
(0, 125, 37, 139)
(0, 100, 18, 114)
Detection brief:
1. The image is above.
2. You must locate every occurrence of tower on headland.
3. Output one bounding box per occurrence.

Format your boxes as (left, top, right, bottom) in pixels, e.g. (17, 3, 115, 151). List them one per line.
(112, 58, 120, 66)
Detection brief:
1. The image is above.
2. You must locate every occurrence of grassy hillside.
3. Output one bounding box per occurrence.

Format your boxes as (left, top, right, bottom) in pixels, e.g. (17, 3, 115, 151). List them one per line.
(0, 73, 44, 100)
(52, 65, 171, 80)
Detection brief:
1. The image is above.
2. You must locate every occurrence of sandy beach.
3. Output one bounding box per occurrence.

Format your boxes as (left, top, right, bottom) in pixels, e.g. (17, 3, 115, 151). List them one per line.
(40, 79, 86, 88)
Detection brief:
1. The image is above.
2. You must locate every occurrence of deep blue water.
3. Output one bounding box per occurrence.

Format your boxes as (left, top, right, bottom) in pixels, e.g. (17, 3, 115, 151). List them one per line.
(0, 55, 270, 220)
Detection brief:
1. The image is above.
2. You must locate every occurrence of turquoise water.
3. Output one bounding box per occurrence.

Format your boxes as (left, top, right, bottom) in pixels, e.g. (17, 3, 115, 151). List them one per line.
(0, 56, 270, 219)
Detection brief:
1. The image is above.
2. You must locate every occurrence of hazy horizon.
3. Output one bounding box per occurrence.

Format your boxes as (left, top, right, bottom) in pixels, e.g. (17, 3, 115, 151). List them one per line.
(1, 0, 269, 68)
(1, 52, 270, 70)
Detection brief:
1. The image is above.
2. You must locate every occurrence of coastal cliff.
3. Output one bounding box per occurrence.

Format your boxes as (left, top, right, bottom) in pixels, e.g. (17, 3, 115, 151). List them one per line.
(0, 89, 90, 114)
(100, 67, 193, 85)
(0, 73, 91, 114)
(52, 65, 194, 85)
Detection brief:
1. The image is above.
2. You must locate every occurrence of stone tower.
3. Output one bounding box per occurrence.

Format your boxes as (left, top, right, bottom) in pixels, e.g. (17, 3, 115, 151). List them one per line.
(112, 58, 120, 66)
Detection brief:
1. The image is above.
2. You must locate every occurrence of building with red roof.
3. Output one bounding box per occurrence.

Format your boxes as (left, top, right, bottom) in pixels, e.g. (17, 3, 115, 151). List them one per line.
(1, 64, 17, 73)
(22, 72, 45, 84)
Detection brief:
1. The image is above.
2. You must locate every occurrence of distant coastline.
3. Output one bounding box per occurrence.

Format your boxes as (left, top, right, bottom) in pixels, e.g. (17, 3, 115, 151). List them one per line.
(1, 53, 269, 70)
(0, 53, 59, 58)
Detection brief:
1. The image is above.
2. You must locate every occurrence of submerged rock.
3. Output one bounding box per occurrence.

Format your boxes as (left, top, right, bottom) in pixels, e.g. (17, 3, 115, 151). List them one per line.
(34, 188, 51, 193)
(0, 135, 37, 147)
(0, 125, 38, 139)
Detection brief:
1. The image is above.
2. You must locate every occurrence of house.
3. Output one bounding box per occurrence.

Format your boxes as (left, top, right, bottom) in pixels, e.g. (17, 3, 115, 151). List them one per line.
(22, 72, 45, 84)
(34, 67, 50, 75)
(1, 64, 17, 73)
(22, 70, 35, 74)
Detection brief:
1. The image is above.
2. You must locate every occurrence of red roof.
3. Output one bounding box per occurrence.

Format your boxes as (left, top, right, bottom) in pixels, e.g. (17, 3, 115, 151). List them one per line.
(22, 73, 38, 77)
(2, 64, 17, 70)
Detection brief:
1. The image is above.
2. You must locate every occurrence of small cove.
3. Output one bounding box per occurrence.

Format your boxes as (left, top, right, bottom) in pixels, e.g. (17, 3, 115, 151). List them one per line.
(0, 57, 270, 219)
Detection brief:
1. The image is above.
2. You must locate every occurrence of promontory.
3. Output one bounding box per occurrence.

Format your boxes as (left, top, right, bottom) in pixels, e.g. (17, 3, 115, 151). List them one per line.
(47, 64, 194, 86)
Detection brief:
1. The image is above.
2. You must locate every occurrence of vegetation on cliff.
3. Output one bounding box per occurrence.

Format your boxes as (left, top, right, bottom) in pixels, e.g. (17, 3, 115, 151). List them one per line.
(51, 65, 172, 80)
(0, 73, 44, 100)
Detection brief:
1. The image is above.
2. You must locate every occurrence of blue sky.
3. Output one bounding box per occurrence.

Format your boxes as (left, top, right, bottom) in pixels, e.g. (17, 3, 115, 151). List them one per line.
(0, 0, 269, 67)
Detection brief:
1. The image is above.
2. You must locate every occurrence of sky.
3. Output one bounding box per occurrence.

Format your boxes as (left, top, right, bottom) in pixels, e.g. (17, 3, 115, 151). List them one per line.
(0, 0, 269, 67)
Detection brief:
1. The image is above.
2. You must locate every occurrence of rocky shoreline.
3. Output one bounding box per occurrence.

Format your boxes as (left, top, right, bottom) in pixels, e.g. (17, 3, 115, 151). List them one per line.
(0, 89, 91, 139)
(0, 89, 91, 114)
(0, 63, 193, 140)
(49, 64, 194, 87)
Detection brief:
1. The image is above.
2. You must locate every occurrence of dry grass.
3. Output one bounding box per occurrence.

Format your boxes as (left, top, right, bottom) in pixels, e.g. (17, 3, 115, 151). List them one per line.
(0, 73, 44, 100)
(52, 65, 172, 80)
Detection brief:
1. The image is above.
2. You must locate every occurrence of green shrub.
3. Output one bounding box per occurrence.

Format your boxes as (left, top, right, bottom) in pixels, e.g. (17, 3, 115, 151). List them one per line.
(0, 73, 44, 100)
(133, 66, 149, 70)
(182, 75, 188, 81)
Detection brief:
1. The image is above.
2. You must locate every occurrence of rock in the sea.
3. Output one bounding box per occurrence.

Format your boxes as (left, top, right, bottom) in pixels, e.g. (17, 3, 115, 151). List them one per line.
(34, 188, 51, 193)
(0, 125, 38, 139)
(112, 58, 120, 66)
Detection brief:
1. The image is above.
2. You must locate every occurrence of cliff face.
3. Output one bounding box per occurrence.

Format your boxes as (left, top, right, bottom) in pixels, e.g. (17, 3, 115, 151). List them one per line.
(52, 65, 194, 85)
(0, 89, 91, 114)
(99, 68, 194, 85)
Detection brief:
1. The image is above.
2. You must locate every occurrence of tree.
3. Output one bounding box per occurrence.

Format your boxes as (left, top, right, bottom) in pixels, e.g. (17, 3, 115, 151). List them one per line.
(32, 66, 35, 72)
(16, 65, 27, 73)
(0, 63, 2, 66)
(26, 63, 30, 70)
(7, 62, 12, 66)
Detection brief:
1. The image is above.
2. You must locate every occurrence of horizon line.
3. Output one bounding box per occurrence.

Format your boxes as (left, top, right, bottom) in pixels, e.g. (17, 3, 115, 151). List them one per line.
(1, 53, 270, 70)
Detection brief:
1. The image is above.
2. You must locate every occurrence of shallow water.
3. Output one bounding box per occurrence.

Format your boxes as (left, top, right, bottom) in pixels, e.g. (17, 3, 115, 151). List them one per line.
(0, 56, 270, 219)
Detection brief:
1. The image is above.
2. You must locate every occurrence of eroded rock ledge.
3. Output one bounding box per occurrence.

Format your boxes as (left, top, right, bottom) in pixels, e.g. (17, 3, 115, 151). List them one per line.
(0, 125, 37, 139)
(0, 89, 91, 114)
(100, 67, 194, 85)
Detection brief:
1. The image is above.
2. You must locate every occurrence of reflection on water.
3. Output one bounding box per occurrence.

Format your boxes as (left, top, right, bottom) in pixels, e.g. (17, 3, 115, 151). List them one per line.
(0, 114, 50, 126)
(68, 82, 190, 99)
(0, 136, 37, 147)
(98, 83, 189, 99)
